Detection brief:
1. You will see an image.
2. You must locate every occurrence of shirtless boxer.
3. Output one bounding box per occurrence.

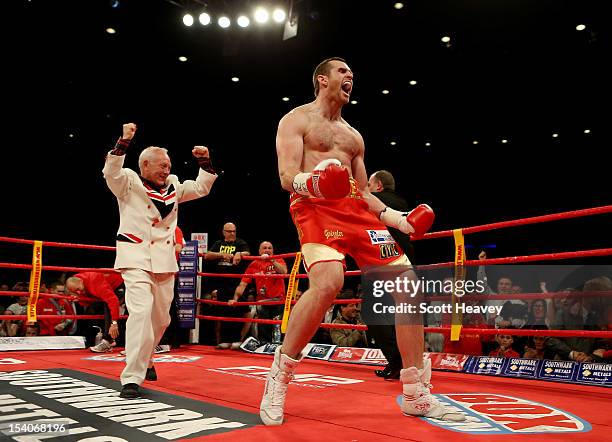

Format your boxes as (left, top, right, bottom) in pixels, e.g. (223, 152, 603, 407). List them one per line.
(260, 57, 465, 424)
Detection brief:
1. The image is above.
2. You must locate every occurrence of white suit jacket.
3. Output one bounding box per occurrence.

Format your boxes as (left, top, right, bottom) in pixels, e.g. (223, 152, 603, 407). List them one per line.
(103, 152, 216, 273)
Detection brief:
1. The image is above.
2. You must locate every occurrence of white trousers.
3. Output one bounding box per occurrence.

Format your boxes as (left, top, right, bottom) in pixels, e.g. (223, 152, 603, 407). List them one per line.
(120, 268, 174, 385)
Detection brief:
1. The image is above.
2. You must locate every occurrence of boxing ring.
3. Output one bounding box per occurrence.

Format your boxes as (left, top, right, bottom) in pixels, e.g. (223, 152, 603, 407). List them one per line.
(1, 205, 611, 441)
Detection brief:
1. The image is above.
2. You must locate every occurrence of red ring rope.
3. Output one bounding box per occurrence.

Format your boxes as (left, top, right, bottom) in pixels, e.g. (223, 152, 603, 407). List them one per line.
(2, 204, 611, 347)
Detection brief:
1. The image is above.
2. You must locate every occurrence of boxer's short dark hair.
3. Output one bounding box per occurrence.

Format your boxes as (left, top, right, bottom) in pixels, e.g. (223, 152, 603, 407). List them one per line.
(313, 57, 346, 97)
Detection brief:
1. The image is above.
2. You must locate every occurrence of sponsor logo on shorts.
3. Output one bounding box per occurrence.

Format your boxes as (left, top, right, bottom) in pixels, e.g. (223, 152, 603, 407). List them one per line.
(379, 243, 400, 259)
(367, 229, 395, 245)
(207, 366, 364, 388)
(404, 393, 591, 434)
(323, 229, 344, 239)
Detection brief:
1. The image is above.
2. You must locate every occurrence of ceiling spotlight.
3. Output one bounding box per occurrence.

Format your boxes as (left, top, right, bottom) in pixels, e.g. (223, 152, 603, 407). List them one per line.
(441, 36, 451, 43)
(576, 24, 586, 31)
(382, 89, 390, 95)
(272, 8, 286, 23)
(472, 140, 479, 145)
(552, 133, 559, 138)
(199, 12, 211, 26)
(282, 97, 290, 102)
(390, 141, 397, 146)
(394, 3, 404, 10)
(105, 27, 116, 34)
(218, 16, 231, 28)
(183, 13, 194, 27)
(231, 77, 239, 82)
(409, 80, 417, 86)
(584, 129, 591, 134)
(350, 100, 358, 104)
(237, 15, 250, 27)
(425, 142, 431, 147)
(178, 56, 188, 62)
(255, 7, 270, 23)
(501, 139, 508, 144)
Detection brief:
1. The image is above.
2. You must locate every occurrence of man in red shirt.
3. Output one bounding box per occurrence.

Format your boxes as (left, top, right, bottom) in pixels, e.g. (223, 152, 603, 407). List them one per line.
(65, 271, 124, 352)
(36, 287, 77, 337)
(230, 241, 287, 344)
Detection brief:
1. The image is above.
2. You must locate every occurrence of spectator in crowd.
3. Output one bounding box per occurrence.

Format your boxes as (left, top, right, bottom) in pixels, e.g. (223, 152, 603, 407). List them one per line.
(66, 272, 123, 351)
(37, 283, 77, 336)
(0, 283, 9, 312)
(524, 298, 549, 328)
(12, 282, 28, 292)
(547, 293, 595, 362)
(592, 307, 611, 361)
(540, 282, 575, 327)
(523, 334, 555, 359)
(477, 251, 527, 333)
(330, 296, 368, 348)
(489, 334, 520, 358)
(0, 309, 9, 337)
(511, 285, 523, 294)
(230, 241, 287, 345)
(204, 222, 250, 348)
(25, 323, 40, 337)
(582, 276, 612, 329)
(3, 295, 29, 336)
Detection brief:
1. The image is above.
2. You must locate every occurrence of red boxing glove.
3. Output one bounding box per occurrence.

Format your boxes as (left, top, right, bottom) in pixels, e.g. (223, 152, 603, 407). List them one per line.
(380, 204, 435, 236)
(407, 204, 435, 237)
(293, 159, 351, 199)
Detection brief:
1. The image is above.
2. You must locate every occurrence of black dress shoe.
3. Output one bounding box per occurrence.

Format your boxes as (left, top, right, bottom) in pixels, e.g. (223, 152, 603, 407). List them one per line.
(383, 367, 401, 380)
(375, 366, 389, 377)
(375, 364, 392, 377)
(374, 365, 401, 380)
(145, 366, 157, 381)
(119, 383, 140, 399)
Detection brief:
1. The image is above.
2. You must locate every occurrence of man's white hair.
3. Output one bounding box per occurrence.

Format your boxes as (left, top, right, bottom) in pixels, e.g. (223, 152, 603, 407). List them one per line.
(138, 146, 169, 171)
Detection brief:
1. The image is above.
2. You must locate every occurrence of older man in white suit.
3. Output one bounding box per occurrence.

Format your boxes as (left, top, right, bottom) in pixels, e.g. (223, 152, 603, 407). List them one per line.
(103, 122, 217, 398)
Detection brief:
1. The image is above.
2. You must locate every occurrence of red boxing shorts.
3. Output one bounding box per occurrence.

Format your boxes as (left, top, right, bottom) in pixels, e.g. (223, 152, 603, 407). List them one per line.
(290, 187, 410, 271)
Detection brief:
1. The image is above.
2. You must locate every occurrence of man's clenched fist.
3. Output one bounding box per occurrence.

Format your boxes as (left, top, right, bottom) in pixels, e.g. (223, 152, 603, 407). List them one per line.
(122, 123, 137, 140)
(192, 145, 210, 158)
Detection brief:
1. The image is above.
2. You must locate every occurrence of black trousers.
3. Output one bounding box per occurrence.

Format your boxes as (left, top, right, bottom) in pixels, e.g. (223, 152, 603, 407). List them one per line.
(256, 301, 284, 343)
(366, 324, 402, 369)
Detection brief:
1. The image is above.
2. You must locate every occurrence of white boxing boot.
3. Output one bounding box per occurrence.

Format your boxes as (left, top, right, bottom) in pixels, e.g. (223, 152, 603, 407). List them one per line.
(401, 358, 465, 422)
(260, 347, 303, 425)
